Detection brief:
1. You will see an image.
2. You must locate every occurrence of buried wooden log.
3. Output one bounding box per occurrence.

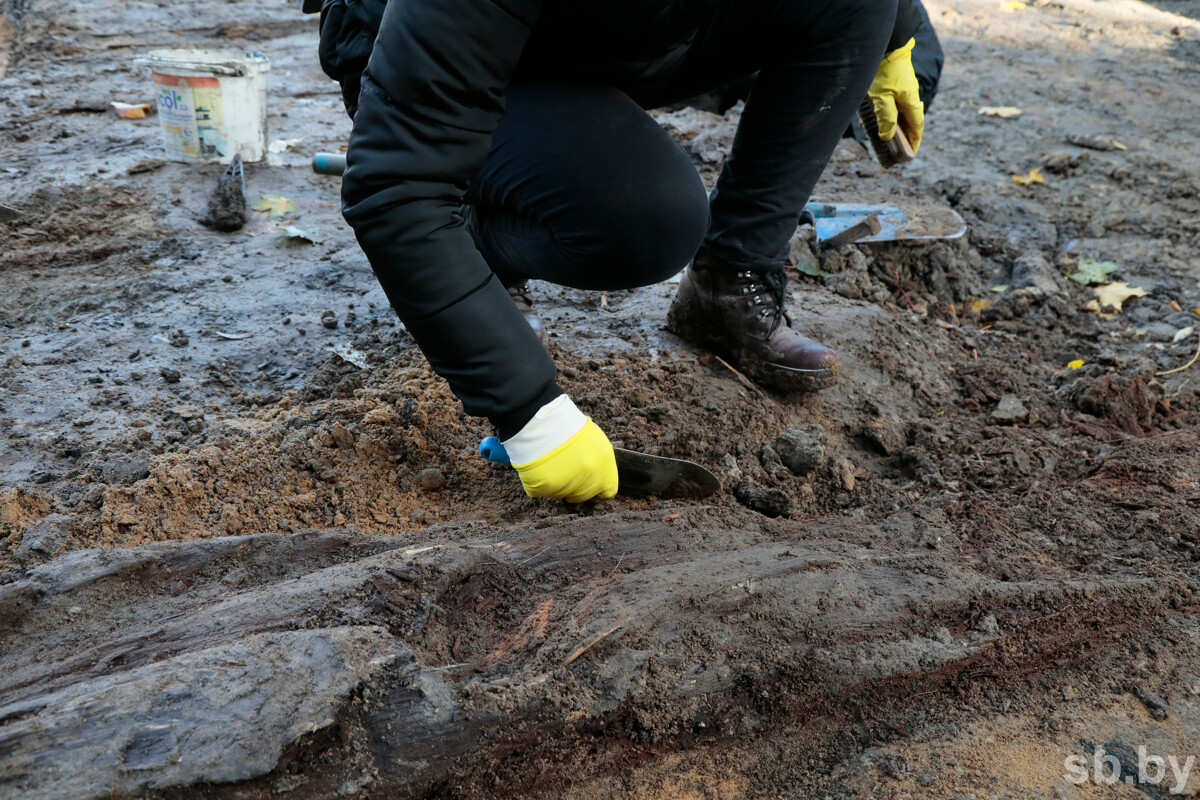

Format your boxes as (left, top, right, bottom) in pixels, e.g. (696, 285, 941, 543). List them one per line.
(0, 508, 1169, 799)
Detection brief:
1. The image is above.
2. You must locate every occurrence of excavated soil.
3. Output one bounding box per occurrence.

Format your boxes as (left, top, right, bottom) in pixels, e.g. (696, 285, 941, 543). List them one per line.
(3, 0, 1200, 798)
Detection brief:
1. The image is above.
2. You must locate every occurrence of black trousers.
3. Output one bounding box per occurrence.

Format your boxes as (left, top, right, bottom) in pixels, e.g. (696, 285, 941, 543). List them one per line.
(467, 0, 895, 290)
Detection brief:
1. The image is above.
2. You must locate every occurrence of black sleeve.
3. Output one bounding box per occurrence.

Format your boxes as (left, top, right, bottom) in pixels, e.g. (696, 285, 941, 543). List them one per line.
(315, 0, 388, 119)
(888, 0, 924, 52)
(340, 0, 562, 438)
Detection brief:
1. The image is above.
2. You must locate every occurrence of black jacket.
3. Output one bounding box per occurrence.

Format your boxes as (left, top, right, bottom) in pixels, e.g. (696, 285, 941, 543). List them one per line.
(321, 0, 921, 437)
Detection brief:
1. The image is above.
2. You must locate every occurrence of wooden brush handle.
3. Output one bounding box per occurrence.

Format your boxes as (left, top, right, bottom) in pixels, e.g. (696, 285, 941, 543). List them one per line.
(886, 123, 915, 163)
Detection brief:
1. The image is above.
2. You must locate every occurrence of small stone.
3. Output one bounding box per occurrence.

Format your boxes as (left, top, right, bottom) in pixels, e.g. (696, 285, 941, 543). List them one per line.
(15, 514, 72, 562)
(716, 453, 743, 488)
(834, 458, 857, 492)
(321, 310, 338, 330)
(972, 614, 1001, 636)
(167, 330, 189, 348)
(734, 480, 791, 518)
(409, 509, 429, 524)
(861, 415, 906, 456)
(760, 444, 788, 476)
(774, 425, 825, 476)
(1143, 321, 1179, 342)
(416, 468, 447, 492)
(95, 453, 152, 485)
(992, 395, 1029, 424)
(1011, 255, 1063, 296)
(159, 367, 182, 384)
(1133, 686, 1169, 720)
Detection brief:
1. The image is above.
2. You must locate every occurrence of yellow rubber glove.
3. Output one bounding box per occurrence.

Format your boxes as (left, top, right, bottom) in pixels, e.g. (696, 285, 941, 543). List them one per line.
(868, 38, 925, 154)
(504, 395, 618, 502)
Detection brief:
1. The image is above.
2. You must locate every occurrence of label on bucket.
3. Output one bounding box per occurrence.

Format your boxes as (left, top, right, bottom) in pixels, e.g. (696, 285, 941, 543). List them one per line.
(152, 73, 228, 161)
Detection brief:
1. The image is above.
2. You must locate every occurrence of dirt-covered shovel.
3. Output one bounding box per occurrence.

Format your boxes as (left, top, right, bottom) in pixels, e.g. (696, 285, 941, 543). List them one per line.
(479, 437, 720, 500)
(803, 201, 967, 249)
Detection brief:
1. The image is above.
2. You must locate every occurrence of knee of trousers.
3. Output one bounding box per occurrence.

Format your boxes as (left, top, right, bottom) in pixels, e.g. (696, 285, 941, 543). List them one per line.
(578, 174, 710, 288)
(770, 0, 898, 46)
(838, 0, 900, 39)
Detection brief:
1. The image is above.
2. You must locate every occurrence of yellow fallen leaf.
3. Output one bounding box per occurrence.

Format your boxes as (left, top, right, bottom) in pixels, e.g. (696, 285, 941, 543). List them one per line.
(1012, 168, 1044, 186)
(979, 106, 1023, 119)
(1192, 307, 1200, 315)
(1001, 1, 1027, 10)
(1068, 359, 1085, 369)
(967, 298, 992, 312)
(1092, 282, 1148, 312)
(249, 195, 297, 218)
(111, 102, 151, 120)
(1110, 140, 1128, 151)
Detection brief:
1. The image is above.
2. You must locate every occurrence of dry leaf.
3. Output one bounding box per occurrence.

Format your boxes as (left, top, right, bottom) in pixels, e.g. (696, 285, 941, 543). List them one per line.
(282, 225, 326, 244)
(1173, 326, 1195, 344)
(1001, 1, 1026, 10)
(1092, 282, 1148, 312)
(249, 195, 297, 218)
(1067, 359, 1085, 369)
(268, 138, 303, 154)
(967, 298, 992, 312)
(979, 106, 1023, 119)
(1068, 257, 1120, 285)
(111, 102, 151, 119)
(330, 344, 370, 369)
(1012, 168, 1044, 186)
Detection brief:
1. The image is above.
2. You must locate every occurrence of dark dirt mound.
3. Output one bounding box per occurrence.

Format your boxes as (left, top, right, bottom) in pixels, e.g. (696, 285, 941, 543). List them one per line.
(1, 509, 1182, 800)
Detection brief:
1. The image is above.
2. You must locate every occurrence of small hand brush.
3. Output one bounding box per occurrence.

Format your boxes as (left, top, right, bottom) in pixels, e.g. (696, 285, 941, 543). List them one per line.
(858, 96, 915, 170)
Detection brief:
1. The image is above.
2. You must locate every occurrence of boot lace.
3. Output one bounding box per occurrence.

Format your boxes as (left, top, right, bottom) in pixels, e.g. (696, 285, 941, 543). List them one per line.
(737, 270, 788, 333)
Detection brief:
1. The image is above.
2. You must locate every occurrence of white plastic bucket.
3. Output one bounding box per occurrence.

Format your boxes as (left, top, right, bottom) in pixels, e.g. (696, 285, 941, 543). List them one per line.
(134, 49, 270, 164)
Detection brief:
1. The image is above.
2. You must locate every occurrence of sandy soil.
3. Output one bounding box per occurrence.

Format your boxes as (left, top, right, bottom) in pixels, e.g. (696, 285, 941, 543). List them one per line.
(2, 0, 1200, 797)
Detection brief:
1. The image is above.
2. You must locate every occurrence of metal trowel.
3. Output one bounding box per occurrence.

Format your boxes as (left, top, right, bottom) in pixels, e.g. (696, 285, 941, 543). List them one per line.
(479, 437, 720, 500)
(803, 201, 967, 249)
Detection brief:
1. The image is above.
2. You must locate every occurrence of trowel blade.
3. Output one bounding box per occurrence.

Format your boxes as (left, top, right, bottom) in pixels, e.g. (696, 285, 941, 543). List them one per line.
(614, 448, 721, 499)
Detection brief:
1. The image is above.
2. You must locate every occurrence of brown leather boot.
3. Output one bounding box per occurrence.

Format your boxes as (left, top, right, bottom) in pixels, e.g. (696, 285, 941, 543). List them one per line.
(506, 282, 547, 344)
(666, 266, 841, 391)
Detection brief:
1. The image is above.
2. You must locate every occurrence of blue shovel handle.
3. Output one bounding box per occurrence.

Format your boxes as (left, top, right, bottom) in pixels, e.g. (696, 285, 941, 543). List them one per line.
(479, 436, 511, 466)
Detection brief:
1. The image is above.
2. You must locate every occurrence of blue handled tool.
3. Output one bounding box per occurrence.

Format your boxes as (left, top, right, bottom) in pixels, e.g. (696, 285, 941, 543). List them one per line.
(479, 437, 720, 499)
(312, 152, 348, 176)
(479, 436, 511, 466)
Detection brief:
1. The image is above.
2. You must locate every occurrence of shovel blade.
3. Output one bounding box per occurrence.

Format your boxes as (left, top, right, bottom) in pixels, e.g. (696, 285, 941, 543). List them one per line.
(807, 201, 966, 244)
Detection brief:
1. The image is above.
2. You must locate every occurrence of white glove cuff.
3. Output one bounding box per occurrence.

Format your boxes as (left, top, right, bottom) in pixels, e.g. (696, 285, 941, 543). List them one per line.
(502, 394, 588, 465)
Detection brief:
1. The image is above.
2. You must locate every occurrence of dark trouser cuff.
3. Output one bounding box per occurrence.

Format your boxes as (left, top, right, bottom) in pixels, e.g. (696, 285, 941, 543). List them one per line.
(692, 244, 786, 275)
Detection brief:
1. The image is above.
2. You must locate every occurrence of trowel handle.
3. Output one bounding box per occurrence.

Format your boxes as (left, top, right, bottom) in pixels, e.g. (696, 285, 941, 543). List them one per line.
(479, 436, 511, 466)
(312, 152, 347, 176)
